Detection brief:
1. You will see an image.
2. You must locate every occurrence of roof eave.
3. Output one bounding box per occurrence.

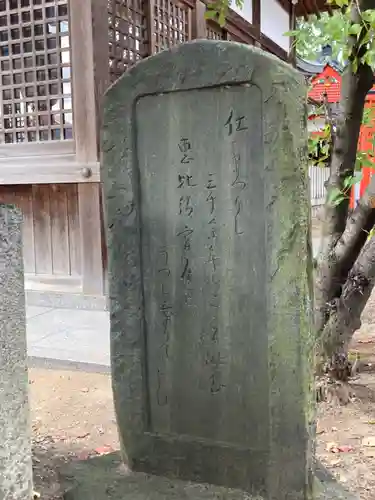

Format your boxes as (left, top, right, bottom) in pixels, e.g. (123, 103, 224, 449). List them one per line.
(294, 0, 336, 18)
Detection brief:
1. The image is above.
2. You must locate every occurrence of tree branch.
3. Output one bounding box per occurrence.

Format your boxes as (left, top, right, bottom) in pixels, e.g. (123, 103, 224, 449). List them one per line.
(318, 232, 375, 361)
(333, 174, 375, 269)
(314, 175, 375, 332)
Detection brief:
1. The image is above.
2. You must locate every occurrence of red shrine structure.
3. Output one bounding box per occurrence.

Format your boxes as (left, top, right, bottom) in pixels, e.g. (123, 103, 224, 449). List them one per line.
(301, 59, 375, 208)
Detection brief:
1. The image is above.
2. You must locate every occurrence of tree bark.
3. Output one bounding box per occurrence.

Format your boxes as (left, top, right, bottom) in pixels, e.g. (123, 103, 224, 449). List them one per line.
(314, 1, 375, 384)
(315, 1, 374, 344)
(317, 232, 375, 366)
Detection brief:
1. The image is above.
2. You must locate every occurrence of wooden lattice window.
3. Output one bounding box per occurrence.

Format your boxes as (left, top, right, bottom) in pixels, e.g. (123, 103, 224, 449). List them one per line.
(0, 0, 73, 144)
(154, 0, 191, 53)
(206, 21, 225, 40)
(108, 0, 147, 83)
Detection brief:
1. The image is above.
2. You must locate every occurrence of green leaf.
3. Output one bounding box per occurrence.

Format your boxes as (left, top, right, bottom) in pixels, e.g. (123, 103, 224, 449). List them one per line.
(333, 194, 346, 206)
(348, 24, 362, 36)
(343, 172, 362, 189)
(332, 0, 349, 7)
(321, 143, 330, 156)
(204, 9, 217, 20)
(361, 10, 375, 23)
(327, 187, 346, 206)
(218, 10, 226, 27)
(357, 152, 374, 169)
(283, 30, 300, 37)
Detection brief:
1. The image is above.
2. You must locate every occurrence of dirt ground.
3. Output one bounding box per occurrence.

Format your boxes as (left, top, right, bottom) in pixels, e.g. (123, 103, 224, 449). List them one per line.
(30, 293, 375, 499)
(30, 368, 119, 499)
(314, 293, 375, 500)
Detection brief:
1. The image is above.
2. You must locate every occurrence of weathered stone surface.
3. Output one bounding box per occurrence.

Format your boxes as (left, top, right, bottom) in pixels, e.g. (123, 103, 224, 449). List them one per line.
(102, 40, 314, 499)
(61, 453, 260, 499)
(60, 453, 359, 500)
(0, 204, 33, 500)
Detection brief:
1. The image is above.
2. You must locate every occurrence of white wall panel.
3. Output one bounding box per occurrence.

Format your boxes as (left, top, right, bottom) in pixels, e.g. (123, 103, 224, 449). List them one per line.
(260, 0, 290, 52)
(230, 0, 253, 23)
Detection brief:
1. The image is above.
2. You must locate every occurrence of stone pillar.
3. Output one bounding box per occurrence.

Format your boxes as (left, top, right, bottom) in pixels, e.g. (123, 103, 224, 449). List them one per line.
(0, 204, 33, 500)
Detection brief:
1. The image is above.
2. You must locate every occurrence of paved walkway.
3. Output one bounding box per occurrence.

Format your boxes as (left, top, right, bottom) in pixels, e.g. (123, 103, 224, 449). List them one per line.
(27, 306, 110, 367)
(26, 239, 320, 368)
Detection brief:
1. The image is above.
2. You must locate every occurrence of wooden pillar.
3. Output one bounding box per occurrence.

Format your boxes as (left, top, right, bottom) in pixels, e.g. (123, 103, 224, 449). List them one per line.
(146, 0, 156, 55)
(193, 0, 207, 39)
(70, 0, 109, 296)
(252, 0, 261, 39)
(289, 1, 297, 66)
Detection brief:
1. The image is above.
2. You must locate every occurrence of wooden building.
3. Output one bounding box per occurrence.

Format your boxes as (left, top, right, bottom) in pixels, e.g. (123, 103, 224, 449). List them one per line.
(0, 0, 326, 307)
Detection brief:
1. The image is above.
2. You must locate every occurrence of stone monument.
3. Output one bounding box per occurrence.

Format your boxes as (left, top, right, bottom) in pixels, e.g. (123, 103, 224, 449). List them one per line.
(61, 41, 357, 499)
(0, 204, 33, 500)
(102, 40, 313, 499)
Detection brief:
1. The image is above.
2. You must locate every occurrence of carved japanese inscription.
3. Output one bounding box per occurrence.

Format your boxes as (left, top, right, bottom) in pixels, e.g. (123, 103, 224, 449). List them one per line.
(103, 40, 313, 498)
(136, 85, 268, 448)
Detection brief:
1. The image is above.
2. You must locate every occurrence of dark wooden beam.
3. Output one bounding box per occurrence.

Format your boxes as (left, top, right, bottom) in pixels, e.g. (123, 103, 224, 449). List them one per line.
(260, 33, 288, 61)
(301, 1, 310, 20)
(288, 0, 296, 65)
(226, 8, 258, 41)
(252, 0, 260, 36)
(295, 0, 334, 17)
(312, 0, 322, 18)
(276, 0, 290, 12)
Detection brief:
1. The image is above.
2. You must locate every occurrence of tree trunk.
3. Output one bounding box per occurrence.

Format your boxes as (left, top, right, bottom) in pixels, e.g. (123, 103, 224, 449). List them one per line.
(314, 1, 375, 386)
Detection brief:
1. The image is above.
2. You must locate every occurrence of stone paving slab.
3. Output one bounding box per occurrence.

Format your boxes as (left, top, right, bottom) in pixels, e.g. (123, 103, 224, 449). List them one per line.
(26, 307, 110, 367)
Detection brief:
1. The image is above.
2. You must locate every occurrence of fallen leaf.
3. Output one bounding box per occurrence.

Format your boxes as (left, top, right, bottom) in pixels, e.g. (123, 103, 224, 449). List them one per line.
(326, 442, 353, 453)
(362, 436, 375, 447)
(326, 442, 339, 453)
(337, 445, 353, 453)
(367, 421, 375, 425)
(94, 445, 114, 456)
(76, 432, 90, 440)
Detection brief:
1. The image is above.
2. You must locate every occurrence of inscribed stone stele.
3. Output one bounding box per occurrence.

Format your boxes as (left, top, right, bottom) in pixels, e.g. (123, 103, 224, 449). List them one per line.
(102, 40, 314, 500)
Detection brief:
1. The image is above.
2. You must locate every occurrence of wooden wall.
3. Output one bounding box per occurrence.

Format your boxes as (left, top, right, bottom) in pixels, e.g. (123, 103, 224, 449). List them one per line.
(0, 0, 293, 298)
(0, 183, 82, 291)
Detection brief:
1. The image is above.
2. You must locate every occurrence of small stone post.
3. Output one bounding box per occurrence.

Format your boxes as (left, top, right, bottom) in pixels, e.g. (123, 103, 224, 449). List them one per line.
(0, 204, 33, 500)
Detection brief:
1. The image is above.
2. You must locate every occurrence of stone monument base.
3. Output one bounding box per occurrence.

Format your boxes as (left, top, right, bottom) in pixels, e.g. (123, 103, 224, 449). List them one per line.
(60, 453, 358, 500)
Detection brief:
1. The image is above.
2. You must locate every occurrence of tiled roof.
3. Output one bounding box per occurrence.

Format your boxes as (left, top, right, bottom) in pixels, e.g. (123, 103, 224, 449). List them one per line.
(296, 57, 342, 76)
